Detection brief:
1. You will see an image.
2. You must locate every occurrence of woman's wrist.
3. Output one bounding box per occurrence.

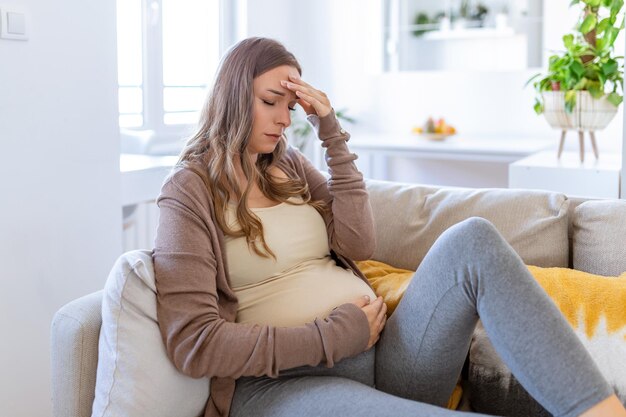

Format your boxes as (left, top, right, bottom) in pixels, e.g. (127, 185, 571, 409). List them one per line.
(307, 108, 350, 142)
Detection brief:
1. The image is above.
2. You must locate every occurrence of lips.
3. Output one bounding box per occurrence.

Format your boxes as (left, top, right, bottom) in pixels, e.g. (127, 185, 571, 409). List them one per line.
(264, 134, 282, 141)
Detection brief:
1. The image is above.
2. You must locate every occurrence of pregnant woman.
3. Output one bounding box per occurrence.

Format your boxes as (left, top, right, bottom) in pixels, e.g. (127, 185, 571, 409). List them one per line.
(153, 37, 626, 417)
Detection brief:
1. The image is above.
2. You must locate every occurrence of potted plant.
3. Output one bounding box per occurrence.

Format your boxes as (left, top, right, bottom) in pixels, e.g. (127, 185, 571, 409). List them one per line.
(527, 0, 624, 161)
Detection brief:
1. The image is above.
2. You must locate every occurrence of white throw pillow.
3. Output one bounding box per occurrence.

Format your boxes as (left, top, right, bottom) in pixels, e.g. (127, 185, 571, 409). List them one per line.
(91, 249, 209, 417)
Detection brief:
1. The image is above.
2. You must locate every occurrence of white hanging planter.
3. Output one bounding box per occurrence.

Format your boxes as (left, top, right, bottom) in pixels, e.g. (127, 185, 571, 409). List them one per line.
(541, 91, 620, 162)
(541, 91, 618, 131)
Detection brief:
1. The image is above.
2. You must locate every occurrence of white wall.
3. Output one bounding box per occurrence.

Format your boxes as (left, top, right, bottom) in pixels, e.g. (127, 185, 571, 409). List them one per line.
(0, 0, 121, 415)
(244, 0, 623, 187)
(327, 0, 623, 156)
(246, 0, 335, 94)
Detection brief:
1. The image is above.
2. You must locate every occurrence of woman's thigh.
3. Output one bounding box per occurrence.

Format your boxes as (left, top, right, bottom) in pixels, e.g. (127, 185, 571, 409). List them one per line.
(231, 374, 495, 417)
(276, 344, 376, 387)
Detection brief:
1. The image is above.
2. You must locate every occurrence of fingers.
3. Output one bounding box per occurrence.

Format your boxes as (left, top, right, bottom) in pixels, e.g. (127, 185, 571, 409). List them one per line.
(369, 335, 380, 349)
(377, 302, 387, 321)
(363, 296, 383, 311)
(286, 75, 326, 100)
(363, 297, 387, 350)
(288, 73, 312, 88)
(377, 306, 387, 332)
(296, 91, 331, 118)
(352, 295, 371, 308)
(280, 76, 331, 118)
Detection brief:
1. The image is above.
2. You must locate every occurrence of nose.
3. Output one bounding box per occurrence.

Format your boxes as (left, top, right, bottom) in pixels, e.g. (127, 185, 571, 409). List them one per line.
(276, 106, 291, 129)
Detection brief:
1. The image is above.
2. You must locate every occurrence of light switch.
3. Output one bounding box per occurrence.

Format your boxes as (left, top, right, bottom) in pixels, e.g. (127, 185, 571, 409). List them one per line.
(7, 12, 25, 35)
(0, 6, 28, 40)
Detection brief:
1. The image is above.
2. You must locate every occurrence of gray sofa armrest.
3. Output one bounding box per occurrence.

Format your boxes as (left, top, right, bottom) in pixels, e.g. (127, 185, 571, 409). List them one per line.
(51, 290, 103, 417)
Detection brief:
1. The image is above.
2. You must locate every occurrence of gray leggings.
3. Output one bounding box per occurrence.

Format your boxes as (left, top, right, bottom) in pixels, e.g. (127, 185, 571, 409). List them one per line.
(231, 217, 612, 417)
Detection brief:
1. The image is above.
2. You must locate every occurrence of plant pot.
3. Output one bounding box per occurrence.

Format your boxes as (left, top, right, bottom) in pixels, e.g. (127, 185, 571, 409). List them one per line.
(541, 91, 618, 131)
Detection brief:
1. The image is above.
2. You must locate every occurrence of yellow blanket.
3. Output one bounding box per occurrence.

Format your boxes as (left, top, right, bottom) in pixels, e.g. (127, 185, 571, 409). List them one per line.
(527, 265, 626, 339)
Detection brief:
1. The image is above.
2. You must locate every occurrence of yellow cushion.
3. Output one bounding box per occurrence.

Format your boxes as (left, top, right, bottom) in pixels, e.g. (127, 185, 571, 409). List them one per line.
(527, 265, 626, 339)
(355, 260, 626, 410)
(356, 260, 414, 316)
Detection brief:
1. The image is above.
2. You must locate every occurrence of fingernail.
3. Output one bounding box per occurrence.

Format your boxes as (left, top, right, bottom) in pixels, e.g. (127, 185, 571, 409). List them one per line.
(289, 74, 300, 80)
(364, 295, 370, 302)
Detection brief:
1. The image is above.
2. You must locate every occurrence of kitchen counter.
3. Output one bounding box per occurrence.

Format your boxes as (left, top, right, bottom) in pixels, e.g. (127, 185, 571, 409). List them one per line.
(120, 154, 178, 207)
(347, 133, 553, 187)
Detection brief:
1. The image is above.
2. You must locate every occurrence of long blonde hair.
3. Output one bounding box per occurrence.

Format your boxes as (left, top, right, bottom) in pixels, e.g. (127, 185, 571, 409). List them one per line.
(178, 37, 326, 259)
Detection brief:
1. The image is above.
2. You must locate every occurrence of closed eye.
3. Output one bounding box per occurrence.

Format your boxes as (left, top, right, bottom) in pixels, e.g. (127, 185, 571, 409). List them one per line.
(262, 100, 296, 112)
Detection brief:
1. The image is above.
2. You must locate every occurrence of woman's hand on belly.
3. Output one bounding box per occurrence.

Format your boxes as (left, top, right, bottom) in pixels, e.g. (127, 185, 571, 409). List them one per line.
(350, 295, 387, 350)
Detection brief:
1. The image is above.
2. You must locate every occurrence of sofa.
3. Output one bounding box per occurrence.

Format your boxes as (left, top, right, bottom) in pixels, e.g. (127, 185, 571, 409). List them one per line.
(50, 178, 626, 417)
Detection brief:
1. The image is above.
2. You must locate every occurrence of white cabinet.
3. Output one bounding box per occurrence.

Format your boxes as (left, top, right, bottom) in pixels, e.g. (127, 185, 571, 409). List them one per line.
(348, 133, 550, 188)
(509, 151, 622, 198)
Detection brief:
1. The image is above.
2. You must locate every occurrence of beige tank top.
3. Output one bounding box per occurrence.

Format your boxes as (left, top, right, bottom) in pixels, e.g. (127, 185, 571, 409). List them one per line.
(224, 196, 376, 327)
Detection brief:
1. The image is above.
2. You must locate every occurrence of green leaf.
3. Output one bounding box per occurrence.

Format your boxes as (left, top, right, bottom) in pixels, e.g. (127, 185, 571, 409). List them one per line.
(584, 0, 602, 6)
(574, 77, 588, 89)
(596, 17, 611, 35)
(588, 85, 604, 98)
(565, 90, 578, 113)
(610, 0, 624, 18)
(533, 99, 544, 114)
(570, 0, 581, 5)
(580, 13, 597, 34)
(607, 92, 623, 105)
(540, 78, 553, 92)
(602, 59, 618, 76)
(569, 60, 585, 78)
(563, 34, 575, 50)
(609, 26, 621, 47)
(596, 38, 606, 51)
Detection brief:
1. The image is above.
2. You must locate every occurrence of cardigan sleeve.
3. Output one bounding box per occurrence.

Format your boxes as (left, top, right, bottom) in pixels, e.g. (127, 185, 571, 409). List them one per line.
(153, 169, 371, 379)
(297, 109, 376, 261)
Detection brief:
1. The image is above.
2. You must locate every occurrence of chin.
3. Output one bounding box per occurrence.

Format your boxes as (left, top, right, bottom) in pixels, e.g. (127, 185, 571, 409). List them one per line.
(262, 146, 278, 155)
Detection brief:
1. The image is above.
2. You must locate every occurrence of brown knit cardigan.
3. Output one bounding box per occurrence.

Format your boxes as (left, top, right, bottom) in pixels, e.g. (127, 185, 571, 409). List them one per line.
(153, 110, 376, 417)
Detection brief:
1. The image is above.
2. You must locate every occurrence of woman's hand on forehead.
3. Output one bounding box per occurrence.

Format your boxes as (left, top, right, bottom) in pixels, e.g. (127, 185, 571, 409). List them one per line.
(280, 75, 332, 118)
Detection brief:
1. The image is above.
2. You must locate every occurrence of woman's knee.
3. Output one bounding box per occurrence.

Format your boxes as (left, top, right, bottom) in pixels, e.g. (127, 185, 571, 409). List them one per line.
(441, 217, 500, 246)
(456, 216, 497, 234)
(429, 217, 512, 267)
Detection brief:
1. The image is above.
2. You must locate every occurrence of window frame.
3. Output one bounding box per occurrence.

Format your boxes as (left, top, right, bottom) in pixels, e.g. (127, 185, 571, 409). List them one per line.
(120, 0, 245, 147)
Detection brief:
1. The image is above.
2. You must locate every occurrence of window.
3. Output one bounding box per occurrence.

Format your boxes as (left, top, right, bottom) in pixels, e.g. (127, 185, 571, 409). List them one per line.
(116, 0, 233, 137)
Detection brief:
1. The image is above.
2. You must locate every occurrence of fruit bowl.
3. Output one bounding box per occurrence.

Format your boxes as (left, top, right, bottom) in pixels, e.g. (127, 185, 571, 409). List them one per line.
(412, 117, 457, 141)
(418, 132, 456, 141)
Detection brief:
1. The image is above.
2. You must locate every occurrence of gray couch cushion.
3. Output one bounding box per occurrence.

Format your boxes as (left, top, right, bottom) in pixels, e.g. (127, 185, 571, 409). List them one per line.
(366, 180, 570, 271)
(572, 200, 626, 276)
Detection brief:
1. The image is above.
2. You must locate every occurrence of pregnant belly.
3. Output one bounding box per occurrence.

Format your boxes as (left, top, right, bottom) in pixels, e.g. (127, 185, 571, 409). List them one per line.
(234, 258, 377, 327)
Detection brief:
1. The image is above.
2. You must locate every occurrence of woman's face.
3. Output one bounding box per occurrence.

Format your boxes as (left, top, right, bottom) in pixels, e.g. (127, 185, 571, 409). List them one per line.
(248, 65, 299, 156)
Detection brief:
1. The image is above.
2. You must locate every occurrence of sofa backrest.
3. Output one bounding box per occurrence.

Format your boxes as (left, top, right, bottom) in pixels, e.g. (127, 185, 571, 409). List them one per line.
(365, 179, 571, 271)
